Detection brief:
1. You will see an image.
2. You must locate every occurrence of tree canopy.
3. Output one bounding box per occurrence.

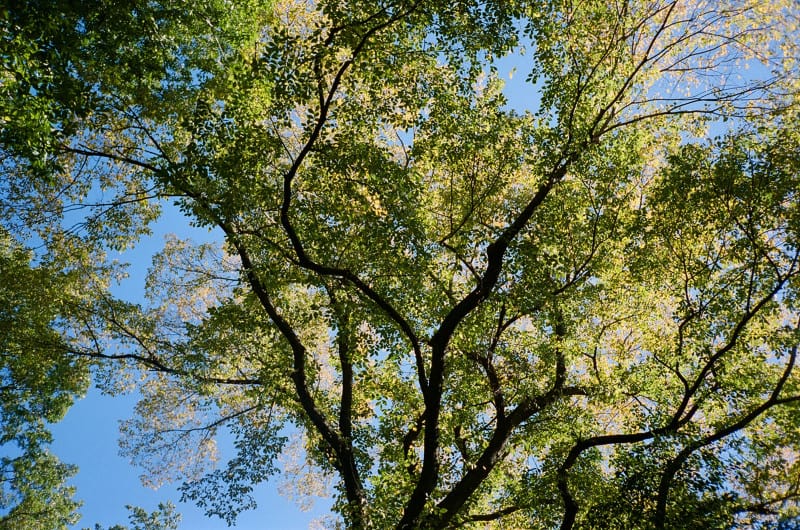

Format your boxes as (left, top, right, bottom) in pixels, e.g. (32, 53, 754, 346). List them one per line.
(2, 0, 800, 528)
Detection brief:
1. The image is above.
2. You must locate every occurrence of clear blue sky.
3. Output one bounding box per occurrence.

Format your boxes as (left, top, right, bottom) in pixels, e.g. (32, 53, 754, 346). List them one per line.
(51, 389, 331, 529)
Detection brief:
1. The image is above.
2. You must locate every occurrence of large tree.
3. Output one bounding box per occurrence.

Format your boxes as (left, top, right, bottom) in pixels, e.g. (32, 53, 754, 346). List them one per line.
(3, 0, 800, 528)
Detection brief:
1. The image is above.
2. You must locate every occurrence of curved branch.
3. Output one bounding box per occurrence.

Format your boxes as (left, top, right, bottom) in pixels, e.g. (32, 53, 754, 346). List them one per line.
(455, 505, 520, 527)
(670, 272, 793, 429)
(277, 1, 427, 397)
(429, 318, 582, 529)
(654, 341, 799, 528)
(60, 145, 161, 173)
(557, 268, 797, 529)
(68, 347, 262, 387)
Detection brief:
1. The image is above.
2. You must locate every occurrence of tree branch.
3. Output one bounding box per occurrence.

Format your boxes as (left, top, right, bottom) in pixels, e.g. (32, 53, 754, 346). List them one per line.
(328, 288, 368, 527)
(654, 339, 799, 528)
(276, 1, 427, 399)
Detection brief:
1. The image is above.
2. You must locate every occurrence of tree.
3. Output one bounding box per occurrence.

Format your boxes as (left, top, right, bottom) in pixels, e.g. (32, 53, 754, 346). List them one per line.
(2, 0, 800, 528)
(0, 231, 86, 529)
(2, 2, 271, 527)
(87, 502, 181, 530)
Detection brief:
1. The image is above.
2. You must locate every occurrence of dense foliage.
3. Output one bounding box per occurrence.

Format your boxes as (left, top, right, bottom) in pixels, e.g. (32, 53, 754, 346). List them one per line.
(2, 1, 800, 528)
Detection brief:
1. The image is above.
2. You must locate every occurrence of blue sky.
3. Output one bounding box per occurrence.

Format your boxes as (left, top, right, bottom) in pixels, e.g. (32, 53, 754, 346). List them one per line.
(49, 207, 333, 529)
(52, 387, 331, 529)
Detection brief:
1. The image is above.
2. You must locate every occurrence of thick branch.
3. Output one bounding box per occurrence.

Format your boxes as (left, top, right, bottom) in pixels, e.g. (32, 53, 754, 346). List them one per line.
(429, 321, 580, 529)
(398, 161, 570, 529)
(329, 289, 368, 527)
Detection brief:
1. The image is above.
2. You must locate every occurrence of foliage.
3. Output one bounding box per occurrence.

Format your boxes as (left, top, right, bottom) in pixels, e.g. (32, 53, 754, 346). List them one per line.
(85, 502, 181, 530)
(1, 1, 273, 528)
(0, 232, 86, 529)
(2, 0, 800, 529)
